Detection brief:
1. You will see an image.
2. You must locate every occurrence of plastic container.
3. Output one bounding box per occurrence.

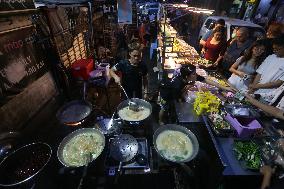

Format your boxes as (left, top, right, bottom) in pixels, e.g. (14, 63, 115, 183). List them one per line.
(71, 59, 94, 80)
(225, 114, 262, 138)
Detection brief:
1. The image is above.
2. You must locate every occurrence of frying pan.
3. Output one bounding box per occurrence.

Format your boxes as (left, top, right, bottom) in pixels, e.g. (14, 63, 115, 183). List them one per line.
(56, 100, 92, 126)
(57, 128, 105, 167)
(153, 124, 199, 179)
(0, 142, 52, 187)
(57, 128, 105, 189)
(116, 98, 152, 125)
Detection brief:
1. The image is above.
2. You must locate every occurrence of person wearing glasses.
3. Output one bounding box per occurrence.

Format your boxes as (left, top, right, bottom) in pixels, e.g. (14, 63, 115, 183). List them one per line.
(249, 35, 284, 94)
(110, 46, 147, 99)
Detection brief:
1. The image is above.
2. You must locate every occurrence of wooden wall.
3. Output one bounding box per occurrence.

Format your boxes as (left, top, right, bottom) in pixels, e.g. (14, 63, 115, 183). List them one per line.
(0, 13, 57, 132)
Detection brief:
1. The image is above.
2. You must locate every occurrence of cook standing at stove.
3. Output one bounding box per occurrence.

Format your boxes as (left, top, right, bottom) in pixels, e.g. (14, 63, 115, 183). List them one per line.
(110, 46, 147, 99)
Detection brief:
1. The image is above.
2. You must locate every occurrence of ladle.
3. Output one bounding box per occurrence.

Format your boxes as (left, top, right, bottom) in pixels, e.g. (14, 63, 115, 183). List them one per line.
(118, 84, 139, 112)
(77, 153, 92, 189)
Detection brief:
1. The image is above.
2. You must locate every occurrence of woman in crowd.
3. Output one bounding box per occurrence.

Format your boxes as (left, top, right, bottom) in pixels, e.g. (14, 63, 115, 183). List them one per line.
(202, 26, 227, 68)
(248, 36, 284, 94)
(110, 45, 147, 99)
(264, 22, 284, 55)
(228, 40, 268, 90)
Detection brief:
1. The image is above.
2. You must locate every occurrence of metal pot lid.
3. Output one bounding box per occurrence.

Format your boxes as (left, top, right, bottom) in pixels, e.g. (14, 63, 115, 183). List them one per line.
(94, 118, 122, 135)
(110, 134, 138, 162)
(56, 100, 92, 124)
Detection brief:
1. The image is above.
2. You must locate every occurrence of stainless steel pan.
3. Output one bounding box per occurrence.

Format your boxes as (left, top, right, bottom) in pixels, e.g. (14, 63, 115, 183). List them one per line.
(153, 124, 199, 163)
(153, 124, 199, 182)
(57, 128, 105, 167)
(116, 98, 152, 125)
(56, 100, 92, 126)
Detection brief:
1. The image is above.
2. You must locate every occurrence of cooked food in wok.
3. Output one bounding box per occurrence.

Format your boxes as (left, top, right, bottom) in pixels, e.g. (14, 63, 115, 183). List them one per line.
(118, 106, 151, 121)
(62, 132, 104, 167)
(156, 130, 193, 162)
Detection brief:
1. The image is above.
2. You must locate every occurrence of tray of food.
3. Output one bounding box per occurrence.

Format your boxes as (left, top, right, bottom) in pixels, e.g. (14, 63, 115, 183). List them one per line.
(233, 140, 262, 171)
(207, 112, 235, 137)
(224, 104, 260, 118)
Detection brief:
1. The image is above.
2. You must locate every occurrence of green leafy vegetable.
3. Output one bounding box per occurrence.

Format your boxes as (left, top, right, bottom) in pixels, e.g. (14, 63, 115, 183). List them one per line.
(233, 141, 261, 170)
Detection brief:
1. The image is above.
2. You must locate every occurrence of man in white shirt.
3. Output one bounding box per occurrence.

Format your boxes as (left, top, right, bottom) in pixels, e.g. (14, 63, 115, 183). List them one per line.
(249, 36, 284, 94)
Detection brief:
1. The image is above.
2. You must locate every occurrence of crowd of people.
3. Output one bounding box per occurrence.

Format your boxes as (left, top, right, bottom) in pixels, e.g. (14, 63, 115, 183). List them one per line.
(198, 19, 284, 122)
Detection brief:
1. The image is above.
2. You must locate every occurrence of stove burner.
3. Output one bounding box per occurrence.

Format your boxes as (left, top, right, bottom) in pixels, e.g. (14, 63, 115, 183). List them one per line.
(105, 138, 150, 173)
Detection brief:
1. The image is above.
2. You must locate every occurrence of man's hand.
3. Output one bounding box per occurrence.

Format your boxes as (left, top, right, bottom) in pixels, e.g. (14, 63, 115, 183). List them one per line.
(114, 76, 121, 84)
(248, 84, 258, 93)
(260, 165, 275, 177)
(238, 71, 246, 78)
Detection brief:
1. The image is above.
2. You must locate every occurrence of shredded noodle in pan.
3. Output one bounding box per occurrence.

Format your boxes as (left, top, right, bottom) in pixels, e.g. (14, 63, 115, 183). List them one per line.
(62, 133, 104, 167)
(118, 106, 150, 121)
(156, 130, 193, 162)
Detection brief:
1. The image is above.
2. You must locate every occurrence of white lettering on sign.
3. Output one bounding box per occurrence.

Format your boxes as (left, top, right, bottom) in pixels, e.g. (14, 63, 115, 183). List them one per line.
(0, 0, 28, 9)
(0, 56, 45, 87)
(26, 60, 45, 76)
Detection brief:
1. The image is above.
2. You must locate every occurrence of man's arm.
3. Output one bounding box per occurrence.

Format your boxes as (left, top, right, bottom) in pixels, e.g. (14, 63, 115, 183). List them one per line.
(199, 30, 211, 46)
(245, 94, 284, 120)
(204, 78, 235, 92)
(109, 66, 121, 84)
(248, 74, 261, 93)
(253, 80, 283, 90)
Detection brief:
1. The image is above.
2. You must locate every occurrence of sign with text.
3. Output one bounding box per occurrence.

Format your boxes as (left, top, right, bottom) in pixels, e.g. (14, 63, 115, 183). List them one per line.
(117, 0, 132, 24)
(0, 0, 35, 12)
(0, 26, 48, 106)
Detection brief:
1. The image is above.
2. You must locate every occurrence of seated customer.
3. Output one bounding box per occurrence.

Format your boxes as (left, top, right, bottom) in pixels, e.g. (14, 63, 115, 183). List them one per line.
(228, 40, 268, 90)
(202, 26, 227, 68)
(220, 27, 253, 78)
(249, 36, 284, 94)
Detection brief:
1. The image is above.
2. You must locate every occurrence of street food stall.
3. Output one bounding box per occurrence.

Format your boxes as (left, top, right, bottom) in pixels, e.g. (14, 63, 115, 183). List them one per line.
(1, 1, 284, 189)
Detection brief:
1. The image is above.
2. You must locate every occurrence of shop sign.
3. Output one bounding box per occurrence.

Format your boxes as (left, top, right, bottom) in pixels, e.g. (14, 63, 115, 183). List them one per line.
(117, 0, 132, 24)
(0, 26, 48, 107)
(0, 0, 35, 12)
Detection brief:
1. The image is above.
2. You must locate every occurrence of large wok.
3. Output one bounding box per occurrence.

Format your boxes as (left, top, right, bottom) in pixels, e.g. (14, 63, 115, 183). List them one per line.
(56, 100, 92, 126)
(57, 128, 105, 189)
(57, 128, 105, 167)
(117, 98, 152, 125)
(153, 124, 199, 163)
(0, 142, 52, 187)
(153, 124, 199, 182)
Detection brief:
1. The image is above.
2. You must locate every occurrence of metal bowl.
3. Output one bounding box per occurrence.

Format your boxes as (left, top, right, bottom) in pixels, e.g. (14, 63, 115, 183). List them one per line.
(0, 142, 52, 187)
(94, 118, 122, 136)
